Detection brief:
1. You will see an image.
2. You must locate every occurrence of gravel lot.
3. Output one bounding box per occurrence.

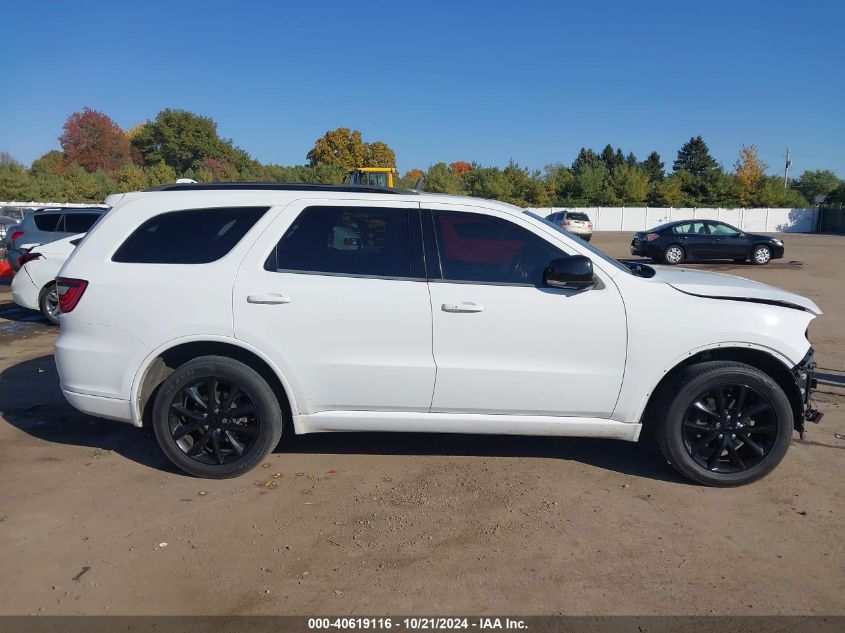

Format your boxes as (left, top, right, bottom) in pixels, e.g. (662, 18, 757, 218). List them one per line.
(0, 232, 842, 616)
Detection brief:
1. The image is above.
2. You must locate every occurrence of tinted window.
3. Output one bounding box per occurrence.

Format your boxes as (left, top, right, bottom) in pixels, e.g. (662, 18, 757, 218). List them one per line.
(267, 206, 418, 278)
(673, 222, 708, 235)
(567, 212, 590, 221)
(433, 211, 565, 285)
(113, 207, 268, 264)
(708, 222, 739, 236)
(61, 213, 102, 233)
(33, 213, 60, 231)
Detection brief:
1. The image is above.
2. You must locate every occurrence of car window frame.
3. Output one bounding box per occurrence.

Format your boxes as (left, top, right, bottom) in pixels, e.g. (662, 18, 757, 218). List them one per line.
(424, 208, 571, 288)
(264, 204, 427, 282)
(707, 221, 741, 236)
(111, 206, 271, 265)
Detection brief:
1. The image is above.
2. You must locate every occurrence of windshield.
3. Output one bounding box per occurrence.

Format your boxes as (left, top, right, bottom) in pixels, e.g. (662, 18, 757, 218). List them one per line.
(525, 210, 632, 275)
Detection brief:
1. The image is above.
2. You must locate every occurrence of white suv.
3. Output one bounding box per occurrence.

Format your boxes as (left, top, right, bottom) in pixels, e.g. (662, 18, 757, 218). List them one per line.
(55, 183, 823, 486)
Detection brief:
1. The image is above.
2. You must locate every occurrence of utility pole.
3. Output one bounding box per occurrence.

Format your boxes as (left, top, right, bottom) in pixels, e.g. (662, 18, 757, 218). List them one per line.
(783, 147, 792, 188)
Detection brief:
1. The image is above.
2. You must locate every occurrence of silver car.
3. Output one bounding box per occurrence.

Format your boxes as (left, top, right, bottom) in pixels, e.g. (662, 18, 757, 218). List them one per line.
(545, 211, 594, 241)
(5, 207, 106, 271)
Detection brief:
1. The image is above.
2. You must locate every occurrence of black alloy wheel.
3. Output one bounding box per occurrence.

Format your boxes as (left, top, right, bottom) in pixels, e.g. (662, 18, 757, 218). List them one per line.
(152, 355, 283, 478)
(652, 361, 793, 486)
(168, 377, 260, 465)
(682, 384, 777, 474)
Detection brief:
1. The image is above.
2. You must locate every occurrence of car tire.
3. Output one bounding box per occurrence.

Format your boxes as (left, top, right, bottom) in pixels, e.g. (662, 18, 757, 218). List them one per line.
(38, 282, 60, 325)
(752, 245, 772, 265)
(152, 355, 283, 479)
(662, 244, 685, 265)
(652, 361, 793, 487)
(582, 235, 592, 242)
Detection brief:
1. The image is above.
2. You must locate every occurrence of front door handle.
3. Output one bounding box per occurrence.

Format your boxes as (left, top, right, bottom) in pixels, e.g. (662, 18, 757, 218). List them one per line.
(247, 294, 291, 305)
(442, 302, 484, 313)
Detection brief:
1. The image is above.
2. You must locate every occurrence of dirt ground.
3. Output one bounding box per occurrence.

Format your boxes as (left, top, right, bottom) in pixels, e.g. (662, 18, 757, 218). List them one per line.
(0, 232, 842, 616)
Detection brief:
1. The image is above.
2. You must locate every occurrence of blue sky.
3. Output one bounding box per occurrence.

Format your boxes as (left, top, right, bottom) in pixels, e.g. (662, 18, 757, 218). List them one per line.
(1, 0, 843, 177)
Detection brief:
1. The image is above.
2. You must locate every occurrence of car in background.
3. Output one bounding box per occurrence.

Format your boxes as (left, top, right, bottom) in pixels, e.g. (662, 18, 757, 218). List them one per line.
(11, 234, 84, 324)
(1, 206, 35, 245)
(545, 211, 593, 241)
(5, 207, 106, 271)
(1, 215, 18, 243)
(630, 220, 785, 265)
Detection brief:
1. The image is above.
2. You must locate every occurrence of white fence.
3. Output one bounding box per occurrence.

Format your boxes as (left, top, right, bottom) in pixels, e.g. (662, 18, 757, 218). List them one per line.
(1, 201, 106, 210)
(527, 207, 819, 233)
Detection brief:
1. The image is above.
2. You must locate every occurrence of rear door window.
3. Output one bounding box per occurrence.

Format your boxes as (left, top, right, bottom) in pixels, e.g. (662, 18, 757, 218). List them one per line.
(267, 206, 423, 279)
(113, 207, 269, 264)
(32, 213, 61, 232)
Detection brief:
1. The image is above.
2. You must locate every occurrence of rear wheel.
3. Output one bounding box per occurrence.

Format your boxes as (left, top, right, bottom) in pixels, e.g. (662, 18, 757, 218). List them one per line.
(152, 356, 283, 478)
(663, 245, 684, 265)
(38, 282, 60, 325)
(652, 361, 793, 486)
(752, 244, 772, 265)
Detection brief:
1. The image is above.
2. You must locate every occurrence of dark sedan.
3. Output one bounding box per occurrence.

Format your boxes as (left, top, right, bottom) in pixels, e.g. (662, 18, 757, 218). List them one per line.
(630, 220, 785, 265)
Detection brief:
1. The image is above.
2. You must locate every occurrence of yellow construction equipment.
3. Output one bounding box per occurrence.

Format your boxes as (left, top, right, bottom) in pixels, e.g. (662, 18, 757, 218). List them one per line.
(345, 167, 397, 188)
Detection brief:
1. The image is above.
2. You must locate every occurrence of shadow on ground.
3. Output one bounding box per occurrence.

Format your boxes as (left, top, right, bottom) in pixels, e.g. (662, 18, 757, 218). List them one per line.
(0, 354, 686, 484)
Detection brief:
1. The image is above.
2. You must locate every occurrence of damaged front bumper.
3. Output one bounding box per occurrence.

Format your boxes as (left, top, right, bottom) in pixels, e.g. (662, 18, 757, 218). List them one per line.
(793, 347, 823, 437)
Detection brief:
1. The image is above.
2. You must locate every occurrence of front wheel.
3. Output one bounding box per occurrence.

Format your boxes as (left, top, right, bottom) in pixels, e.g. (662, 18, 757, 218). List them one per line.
(752, 245, 772, 265)
(652, 361, 793, 486)
(663, 245, 685, 265)
(152, 356, 283, 478)
(39, 282, 60, 325)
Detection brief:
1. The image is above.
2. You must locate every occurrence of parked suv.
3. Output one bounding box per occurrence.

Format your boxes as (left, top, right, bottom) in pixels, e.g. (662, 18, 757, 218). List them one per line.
(545, 210, 593, 241)
(5, 206, 106, 271)
(55, 183, 822, 486)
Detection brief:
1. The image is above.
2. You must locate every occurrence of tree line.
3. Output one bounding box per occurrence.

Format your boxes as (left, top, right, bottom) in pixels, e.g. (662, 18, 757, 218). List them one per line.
(1, 107, 843, 208)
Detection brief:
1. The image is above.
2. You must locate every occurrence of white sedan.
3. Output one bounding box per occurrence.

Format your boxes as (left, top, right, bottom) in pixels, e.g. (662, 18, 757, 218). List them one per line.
(11, 233, 84, 324)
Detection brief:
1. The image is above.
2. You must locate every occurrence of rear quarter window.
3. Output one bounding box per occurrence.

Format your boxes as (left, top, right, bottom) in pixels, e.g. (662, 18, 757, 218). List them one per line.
(33, 214, 61, 231)
(61, 213, 102, 233)
(112, 207, 269, 264)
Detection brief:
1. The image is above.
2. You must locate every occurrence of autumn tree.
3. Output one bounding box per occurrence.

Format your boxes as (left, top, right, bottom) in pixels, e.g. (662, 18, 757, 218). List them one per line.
(307, 128, 397, 171)
(307, 128, 367, 170)
(734, 145, 766, 207)
(449, 161, 472, 177)
(364, 141, 397, 168)
(59, 107, 131, 175)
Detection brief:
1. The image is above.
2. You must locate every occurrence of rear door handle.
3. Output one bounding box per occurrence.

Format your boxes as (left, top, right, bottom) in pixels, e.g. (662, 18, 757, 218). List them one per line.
(247, 294, 291, 305)
(442, 302, 484, 313)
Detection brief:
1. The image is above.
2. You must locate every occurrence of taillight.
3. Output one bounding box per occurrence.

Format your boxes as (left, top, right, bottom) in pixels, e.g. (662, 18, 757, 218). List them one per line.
(644, 233, 660, 241)
(563, 220, 572, 226)
(18, 252, 43, 267)
(56, 277, 88, 314)
(10, 230, 25, 242)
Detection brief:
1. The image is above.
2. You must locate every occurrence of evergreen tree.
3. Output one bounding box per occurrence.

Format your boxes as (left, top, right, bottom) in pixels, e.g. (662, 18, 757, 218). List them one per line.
(673, 136, 720, 177)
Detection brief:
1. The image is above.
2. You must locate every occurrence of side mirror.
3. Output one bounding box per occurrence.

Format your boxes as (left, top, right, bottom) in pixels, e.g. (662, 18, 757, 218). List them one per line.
(543, 255, 595, 290)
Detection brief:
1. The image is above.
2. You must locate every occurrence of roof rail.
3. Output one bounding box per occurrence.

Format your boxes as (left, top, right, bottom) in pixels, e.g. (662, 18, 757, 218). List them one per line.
(143, 182, 419, 195)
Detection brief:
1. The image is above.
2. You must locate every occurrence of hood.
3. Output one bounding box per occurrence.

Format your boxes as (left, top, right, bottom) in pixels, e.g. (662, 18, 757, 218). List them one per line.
(651, 266, 821, 314)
